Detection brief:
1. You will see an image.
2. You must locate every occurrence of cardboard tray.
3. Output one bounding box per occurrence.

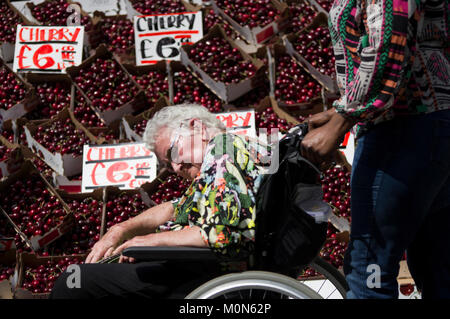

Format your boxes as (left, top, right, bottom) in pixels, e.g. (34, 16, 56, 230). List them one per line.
(268, 43, 325, 116)
(14, 252, 86, 299)
(211, 0, 289, 45)
(284, 12, 338, 93)
(180, 24, 267, 103)
(24, 107, 100, 177)
(66, 44, 148, 125)
(0, 161, 74, 251)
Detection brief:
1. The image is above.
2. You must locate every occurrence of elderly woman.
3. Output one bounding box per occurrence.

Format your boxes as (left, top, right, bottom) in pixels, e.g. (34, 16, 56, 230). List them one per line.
(50, 104, 269, 299)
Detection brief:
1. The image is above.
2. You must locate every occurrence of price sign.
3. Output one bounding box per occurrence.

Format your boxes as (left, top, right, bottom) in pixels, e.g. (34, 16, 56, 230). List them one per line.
(339, 131, 355, 166)
(133, 11, 203, 65)
(13, 25, 84, 73)
(216, 110, 256, 137)
(82, 142, 157, 192)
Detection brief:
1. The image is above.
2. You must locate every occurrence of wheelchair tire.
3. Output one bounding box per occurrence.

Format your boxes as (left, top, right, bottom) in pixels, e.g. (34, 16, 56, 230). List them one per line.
(297, 257, 349, 299)
(185, 271, 323, 299)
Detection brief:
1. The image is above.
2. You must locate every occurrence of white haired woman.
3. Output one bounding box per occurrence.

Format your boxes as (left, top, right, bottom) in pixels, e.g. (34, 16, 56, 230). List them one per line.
(50, 104, 270, 299)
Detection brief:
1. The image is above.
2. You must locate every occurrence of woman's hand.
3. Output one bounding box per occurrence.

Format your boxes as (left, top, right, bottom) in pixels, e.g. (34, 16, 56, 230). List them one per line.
(301, 111, 356, 168)
(305, 107, 336, 131)
(112, 234, 160, 263)
(85, 225, 128, 263)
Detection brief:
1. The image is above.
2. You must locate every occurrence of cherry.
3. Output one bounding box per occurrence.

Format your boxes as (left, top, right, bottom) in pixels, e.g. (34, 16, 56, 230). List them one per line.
(26, 81, 71, 120)
(285, 2, 317, 34)
(150, 174, 191, 205)
(132, 70, 169, 108)
(105, 192, 148, 231)
(97, 17, 134, 54)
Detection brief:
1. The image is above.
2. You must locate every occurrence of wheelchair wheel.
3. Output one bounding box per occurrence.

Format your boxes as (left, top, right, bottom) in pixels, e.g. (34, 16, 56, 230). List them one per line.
(297, 257, 349, 299)
(185, 271, 323, 299)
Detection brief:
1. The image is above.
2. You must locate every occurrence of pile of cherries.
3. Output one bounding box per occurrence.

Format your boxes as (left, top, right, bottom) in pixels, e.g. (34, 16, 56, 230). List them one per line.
(48, 197, 103, 255)
(0, 175, 67, 238)
(316, 0, 334, 11)
(0, 144, 12, 162)
(132, 70, 169, 107)
(129, 0, 185, 15)
(187, 37, 257, 84)
(321, 165, 351, 221)
(26, 82, 71, 120)
(30, 0, 91, 28)
(216, 0, 280, 28)
(132, 118, 149, 137)
(33, 118, 90, 156)
(73, 90, 105, 127)
(285, 2, 317, 34)
(203, 8, 235, 37)
(21, 257, 81, 294)
(73, 57, 139, 111)
(150, 174, 191, 205)
(294, 26, 336, 77)
(320, 223, 348, 268)
(99, 18, 134, 54)
(275, 54, 322, 104)
(0, 1, 22, 43)
(173, 68, 224, 113)
(105, 192, 148, 231)
(255, 107, 294, 134)
(0, 65, 27, 110)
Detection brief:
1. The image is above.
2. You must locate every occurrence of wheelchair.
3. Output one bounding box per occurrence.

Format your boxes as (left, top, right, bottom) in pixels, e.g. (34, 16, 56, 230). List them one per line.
(122, 246, 349, 299)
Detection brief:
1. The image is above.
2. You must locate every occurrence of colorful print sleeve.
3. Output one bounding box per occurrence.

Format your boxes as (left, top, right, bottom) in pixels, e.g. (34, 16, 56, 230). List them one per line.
(170, 133, 265, 260)
(329, 0, 414, 121)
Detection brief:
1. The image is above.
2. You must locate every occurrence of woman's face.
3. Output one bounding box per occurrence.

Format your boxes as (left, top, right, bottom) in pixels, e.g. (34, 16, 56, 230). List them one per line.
(154, 121, 207, 180)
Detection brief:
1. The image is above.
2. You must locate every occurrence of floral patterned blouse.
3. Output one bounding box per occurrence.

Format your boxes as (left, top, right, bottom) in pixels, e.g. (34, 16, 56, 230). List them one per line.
(158, 133, 270, 262)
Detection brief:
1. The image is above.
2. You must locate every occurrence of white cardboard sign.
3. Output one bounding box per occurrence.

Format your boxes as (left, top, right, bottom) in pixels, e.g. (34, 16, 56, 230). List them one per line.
(133, 11, 203, 65)
(13, 25, 84, 74)
(216, 110, 256, 137)
(82, 142, 157, 192)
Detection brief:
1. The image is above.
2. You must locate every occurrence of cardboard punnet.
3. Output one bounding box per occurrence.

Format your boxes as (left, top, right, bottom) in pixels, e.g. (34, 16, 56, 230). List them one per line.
(305, 0, 329, 16)
(268, 43, 325, 117)
(284, 12, 338, 93)
(24, 107, 100, 177)
(0, 161, 74, 251)
(66, 44, 148, 125)
(14, 252, 86, 299)
(211, 0, 289, 45)
(54, 187, 105, 245)
(7, 0, 42, 25)
(122, 97, 170, 142)
(0, 61, 39, 122)
(180, 24, 267, 103)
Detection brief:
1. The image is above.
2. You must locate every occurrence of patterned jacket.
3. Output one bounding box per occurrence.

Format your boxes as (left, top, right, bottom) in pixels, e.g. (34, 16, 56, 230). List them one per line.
(329, 0, 450, 138)
(158, 133, 271, 262)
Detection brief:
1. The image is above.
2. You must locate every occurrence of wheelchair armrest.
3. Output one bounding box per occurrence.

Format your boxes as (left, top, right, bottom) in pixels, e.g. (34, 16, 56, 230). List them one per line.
(122, 246, 219, 262)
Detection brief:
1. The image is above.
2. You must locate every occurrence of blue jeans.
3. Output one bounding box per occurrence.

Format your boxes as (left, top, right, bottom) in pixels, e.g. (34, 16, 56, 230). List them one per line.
(344, 109, 450, 299)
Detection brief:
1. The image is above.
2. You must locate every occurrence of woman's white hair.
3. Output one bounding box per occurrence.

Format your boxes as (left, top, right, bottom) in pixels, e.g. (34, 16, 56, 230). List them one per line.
(143, 104, 226, 152)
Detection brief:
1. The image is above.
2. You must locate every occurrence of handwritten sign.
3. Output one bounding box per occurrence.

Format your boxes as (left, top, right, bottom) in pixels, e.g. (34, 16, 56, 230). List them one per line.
(13, 25, 84, 73)
(339, 131, 355, 166)
(216, 110, 256, 137)
(82, 142, 157, 192)
(133, 11, 203, 65)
